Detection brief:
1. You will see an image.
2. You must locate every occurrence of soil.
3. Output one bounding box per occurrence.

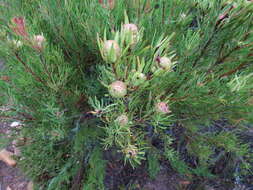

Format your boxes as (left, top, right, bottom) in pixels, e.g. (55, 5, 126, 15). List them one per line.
(103, 149, 189, 190)
(0, 162, 29, 190)
(0, 121, 29, 190)
(141, 166, 182, 190)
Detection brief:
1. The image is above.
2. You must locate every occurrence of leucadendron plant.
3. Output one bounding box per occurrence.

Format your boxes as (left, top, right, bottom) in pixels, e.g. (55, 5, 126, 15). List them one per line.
(0, 0, 253, 189)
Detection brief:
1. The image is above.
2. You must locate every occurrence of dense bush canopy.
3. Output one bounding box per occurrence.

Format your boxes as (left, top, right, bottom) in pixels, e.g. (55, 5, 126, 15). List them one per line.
(0, 0, 253, 189)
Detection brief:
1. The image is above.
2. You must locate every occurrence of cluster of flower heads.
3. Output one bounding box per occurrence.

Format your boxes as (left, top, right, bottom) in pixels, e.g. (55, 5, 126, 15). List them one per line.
(100, 23, 140, 63)
(99, 22, 172, 124)
(9, 17, 45, 52)
(97, 20, 175, 162)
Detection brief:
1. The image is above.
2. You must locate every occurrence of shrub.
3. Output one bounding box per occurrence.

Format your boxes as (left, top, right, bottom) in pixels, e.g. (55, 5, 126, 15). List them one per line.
(0, 0, 253, 189)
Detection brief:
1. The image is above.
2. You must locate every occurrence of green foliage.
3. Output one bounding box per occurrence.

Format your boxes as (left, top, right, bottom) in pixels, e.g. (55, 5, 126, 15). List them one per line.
(47, 158, 77, 190)
(163, 136, 191, 175)
(0, 0, 253, 189)
(147, 150, 160, 179)
(83, 147, 107, 190)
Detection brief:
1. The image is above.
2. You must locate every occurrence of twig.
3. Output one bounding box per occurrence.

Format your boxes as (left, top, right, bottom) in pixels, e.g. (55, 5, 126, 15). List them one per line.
(162, 1, 165, 25)
(213, 33, 252, 66)
(192, 6, 233, 67)
(70, 162, 85, 190)
(219, 61, 251, 79)
(112, 63, 118, 79)
(14, 52, 46, 85)
(168, 94, 190, 102)
(39, 54, 52, 82)
(215, 46, 241, 65)
(192, 31, 216, 67)
(0, 115, 33, 122)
